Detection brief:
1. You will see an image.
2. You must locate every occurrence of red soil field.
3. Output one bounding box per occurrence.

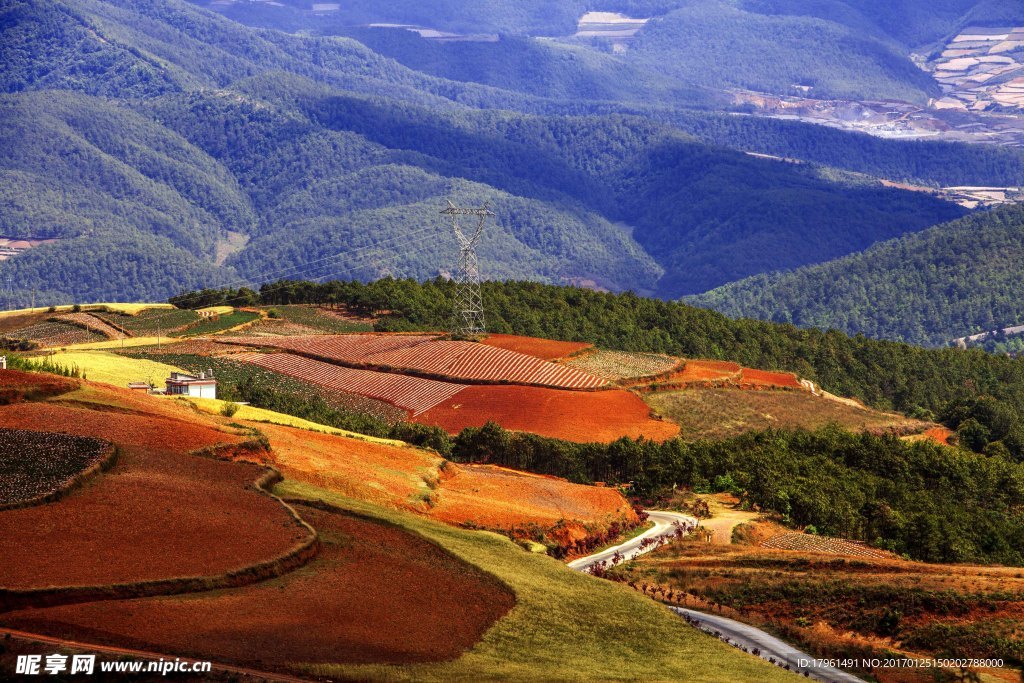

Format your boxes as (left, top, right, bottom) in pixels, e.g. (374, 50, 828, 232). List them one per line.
(1, 507, 515, 668)
(363, 340, 607, 389)
(0, 402, 238, 453)
(249, 421, 442, 508)
(481, 334, 592, 360)
(668, 359, 742, 384)
(0, 369, 77, 403)
(430, 464, 637, 529)
(52, 312, 123, 339)
(739, 368, 802, 389)
(0, 446, 306, 589)
(232, 352, 466, 415)
(221, 334, 437, 363)
(415, 384, 680, 443)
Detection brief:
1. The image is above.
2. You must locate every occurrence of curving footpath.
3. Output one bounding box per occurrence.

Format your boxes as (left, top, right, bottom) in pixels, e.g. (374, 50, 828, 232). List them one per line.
(569, 510, 865, 683)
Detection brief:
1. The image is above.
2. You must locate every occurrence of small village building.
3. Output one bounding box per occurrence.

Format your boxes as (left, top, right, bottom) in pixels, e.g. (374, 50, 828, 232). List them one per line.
(165, 371, 217, 399)
(127, 382, 151, 393)
(0, 356, 6, 370)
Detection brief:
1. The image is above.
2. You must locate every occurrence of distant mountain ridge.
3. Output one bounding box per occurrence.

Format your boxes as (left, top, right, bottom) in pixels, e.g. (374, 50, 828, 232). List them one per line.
(689, 204, 1024, 346)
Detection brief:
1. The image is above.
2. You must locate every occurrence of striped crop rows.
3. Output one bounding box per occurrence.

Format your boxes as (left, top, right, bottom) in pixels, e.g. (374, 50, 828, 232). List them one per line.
(364, 341, 607, 388)
(231, 352, 466, 416)
(224, 335, 606, 389)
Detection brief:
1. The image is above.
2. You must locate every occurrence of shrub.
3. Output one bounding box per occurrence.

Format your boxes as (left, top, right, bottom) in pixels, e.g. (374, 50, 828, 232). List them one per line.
(221, 402, 241, 417)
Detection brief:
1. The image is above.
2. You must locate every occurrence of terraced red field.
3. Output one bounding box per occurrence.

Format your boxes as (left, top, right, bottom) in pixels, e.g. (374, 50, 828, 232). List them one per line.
(363, 340, 607, 388)
(226, 334, 606, 389)
(221, 334, 438, 363)
(481, 334, 592, 360)
(232, 352, 466, 415)
(415, 384, 680, 443)
(1, 506, 514, 668)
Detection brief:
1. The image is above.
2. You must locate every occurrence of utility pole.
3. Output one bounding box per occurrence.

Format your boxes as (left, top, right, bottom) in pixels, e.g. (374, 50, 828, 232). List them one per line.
(442, 200, 493, 337)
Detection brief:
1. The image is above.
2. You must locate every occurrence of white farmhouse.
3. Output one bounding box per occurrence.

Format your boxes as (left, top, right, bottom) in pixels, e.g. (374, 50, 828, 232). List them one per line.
(165, 371, 217, 399)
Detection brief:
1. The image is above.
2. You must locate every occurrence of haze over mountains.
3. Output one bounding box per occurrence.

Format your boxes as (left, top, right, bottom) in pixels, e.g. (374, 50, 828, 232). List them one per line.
(2, 0, 1024, 345)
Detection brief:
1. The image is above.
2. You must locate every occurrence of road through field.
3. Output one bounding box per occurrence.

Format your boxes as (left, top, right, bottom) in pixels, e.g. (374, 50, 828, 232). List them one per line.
(566, 510, 696, 572)
(569, 511, 865, 683)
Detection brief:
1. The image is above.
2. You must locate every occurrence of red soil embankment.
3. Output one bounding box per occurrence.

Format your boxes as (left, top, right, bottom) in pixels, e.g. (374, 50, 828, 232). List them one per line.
(1, 506, 515, 668)
(430, 463, 637, 530)
(481, 334, 592, 360)
(415, 384, 680, 443)
(669, 360, 742, 384)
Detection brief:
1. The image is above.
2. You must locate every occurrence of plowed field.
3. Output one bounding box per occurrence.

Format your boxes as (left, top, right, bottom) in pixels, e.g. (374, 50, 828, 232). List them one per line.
(232, 352, 465, 416)
(1, 507, 515, 668)
(670, 360, 742, 383)
(481, 334, 592, 360)
(0, 369, 76, 403)
(53, 313, 124, 339)
(415, 385, 679, 443)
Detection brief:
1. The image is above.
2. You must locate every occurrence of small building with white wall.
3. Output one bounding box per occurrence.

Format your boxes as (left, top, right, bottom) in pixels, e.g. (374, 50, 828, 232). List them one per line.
(165, 371, 217, 399)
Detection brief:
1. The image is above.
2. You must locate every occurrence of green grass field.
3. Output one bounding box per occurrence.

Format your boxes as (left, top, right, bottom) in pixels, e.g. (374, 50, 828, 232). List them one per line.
(177, 311, 260, 336)
(276, 481, 799, 682)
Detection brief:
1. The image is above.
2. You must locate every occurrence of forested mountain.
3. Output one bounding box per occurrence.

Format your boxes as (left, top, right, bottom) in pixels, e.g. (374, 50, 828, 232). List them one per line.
(689, 204, 1024, 346)
(1, 0, 977, 304)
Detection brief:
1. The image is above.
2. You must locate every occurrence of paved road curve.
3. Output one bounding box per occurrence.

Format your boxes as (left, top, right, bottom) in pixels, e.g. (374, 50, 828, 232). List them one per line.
(566, 510, 697, 572)
(569, 511, 865, 683)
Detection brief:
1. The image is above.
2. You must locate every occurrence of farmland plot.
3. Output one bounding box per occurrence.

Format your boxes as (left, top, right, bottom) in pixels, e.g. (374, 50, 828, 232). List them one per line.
(2, 321, 102, 347)
(52, 312, 124, 339)
(0, 428, 112, 506)
(222, 334, 438, 363)
(363, 341, 608, 389)
(565, 349, 679, 380)
(232, 352, 466, 416)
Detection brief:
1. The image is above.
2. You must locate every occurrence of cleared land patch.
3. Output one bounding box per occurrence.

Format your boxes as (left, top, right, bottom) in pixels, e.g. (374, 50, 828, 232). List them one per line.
(646, 388, 923, 441)
(1, 506, 515, 670)
(415, 384, 680, 442)
(481, 333, 592, 360)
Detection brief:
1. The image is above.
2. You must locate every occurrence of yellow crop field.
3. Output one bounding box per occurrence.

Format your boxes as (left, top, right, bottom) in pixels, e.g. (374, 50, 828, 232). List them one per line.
(63, 336, 185, 351)
(0, 303, 173, 319)
(187, 397, 410, 448)
(197, 305, 234, 316)
(28, 350, 185, 388)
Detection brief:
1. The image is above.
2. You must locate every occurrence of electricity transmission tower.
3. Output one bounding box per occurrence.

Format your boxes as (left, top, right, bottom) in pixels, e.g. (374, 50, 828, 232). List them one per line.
(442, 201, 493, 336)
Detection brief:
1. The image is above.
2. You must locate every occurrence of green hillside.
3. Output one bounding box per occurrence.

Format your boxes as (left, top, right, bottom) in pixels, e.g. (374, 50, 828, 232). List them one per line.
(689, 204, 1024, 346)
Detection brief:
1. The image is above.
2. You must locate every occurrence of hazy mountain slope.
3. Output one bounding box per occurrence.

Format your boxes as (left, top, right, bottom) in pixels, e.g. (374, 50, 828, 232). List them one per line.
(627, 1, 938, 102)
(0, 0, 973, 304)
(689, 205, 1024, 346)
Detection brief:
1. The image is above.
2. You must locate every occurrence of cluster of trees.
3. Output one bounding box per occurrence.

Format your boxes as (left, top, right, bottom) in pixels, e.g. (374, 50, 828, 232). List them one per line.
(691, 204, 1024, 346)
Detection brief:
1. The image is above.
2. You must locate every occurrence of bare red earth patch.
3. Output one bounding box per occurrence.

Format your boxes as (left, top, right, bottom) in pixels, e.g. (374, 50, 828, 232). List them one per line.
(415, 384, 679, 443)
(481, 334, 592, 360)
(739, 368, 802, 389)
(0, 445, 304, 589)
(1, 507, 515, 669)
